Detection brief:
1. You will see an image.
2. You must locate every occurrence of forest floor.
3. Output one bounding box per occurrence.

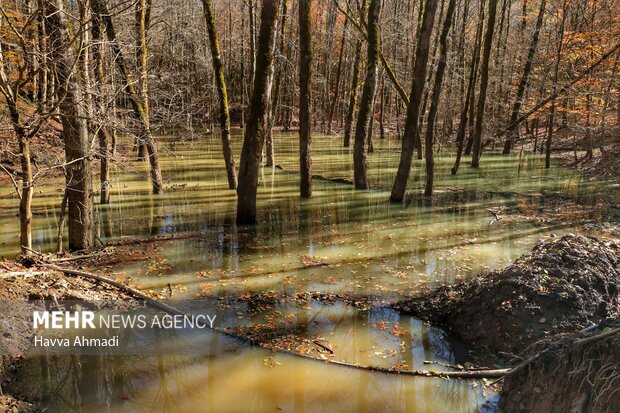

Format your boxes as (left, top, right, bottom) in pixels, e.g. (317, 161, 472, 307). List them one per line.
(564, 144, 620, 182)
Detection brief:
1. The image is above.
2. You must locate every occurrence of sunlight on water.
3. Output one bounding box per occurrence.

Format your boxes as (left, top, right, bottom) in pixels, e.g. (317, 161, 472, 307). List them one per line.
(1, 131, 615, 412)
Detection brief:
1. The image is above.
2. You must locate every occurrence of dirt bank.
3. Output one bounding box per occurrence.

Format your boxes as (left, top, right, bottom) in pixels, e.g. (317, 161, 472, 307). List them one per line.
(0, 261, 135, 412)
(500, 320, 619, 413)
(563, 139, 620, 182)
(392, 234, 619, 412)
(393, 234, 619, 355)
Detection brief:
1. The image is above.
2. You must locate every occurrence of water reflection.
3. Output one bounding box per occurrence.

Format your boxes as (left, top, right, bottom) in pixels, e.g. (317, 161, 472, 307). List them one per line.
(2, 132, 616, 412)
(19, 321, 493, 413)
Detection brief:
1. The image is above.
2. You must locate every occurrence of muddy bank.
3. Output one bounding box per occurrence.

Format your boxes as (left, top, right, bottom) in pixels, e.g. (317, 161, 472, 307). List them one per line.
(393, 234, 619, 355)
(0, 262, 135, 412)
(392, 234, 619, 412)
(499, 320, 619, 413)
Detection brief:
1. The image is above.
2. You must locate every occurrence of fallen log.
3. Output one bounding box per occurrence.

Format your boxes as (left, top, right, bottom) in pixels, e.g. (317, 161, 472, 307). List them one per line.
(36, 261, 509, 379)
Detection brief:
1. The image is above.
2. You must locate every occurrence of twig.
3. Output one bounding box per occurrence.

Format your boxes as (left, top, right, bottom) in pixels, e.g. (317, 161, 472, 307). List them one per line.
(50, 254, 99, 263)
(0, 163, 22, 200)
(488, 209, 503, 225)
(313, 340, 334, 354)
(574, 328, 620, 346)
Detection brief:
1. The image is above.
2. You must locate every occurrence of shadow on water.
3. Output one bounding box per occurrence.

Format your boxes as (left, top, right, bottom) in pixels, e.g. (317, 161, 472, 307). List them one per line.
(1, 132, 616, 412)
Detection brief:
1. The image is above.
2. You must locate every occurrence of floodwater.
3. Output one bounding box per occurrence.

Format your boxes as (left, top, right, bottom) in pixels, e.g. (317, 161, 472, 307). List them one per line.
(1, 131, 617, 412)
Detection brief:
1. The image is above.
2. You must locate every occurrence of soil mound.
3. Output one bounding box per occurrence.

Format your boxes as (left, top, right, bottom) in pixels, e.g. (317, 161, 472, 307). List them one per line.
(500, 321, 619, 413)
(394, 234, 619, 354)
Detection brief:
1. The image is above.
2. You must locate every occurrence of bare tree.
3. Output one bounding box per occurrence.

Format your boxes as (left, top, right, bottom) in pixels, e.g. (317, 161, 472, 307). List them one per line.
(47, 0, 95, 250)
(237, 0, 282, 224)
(344, 40, 362, 148)
(391, 0, 440, 202)
(92, 0, 164, 194)
(471, 0, 499, 168)
(425, 0, 457, 196)
(353, 0, 381, 189)
(502, 0, 547, 155)
(299, 0, 313, 197)
(202, 0, 238, 189)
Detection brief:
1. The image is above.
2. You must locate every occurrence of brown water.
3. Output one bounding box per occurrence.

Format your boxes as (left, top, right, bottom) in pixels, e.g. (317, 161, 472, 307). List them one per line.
(1, 131, 617, 412)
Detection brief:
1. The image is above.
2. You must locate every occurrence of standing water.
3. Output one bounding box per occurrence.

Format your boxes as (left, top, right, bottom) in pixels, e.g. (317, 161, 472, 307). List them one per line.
(1, 131, 616, 412)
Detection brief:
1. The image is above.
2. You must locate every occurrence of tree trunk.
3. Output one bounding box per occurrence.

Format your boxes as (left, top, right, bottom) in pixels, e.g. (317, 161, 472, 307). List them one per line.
(267, 0, 289, 168)
(0, 29, 33, 255)
(92, 8, 111, 204)
(202, 0, 238, 189)
(379, 75, 386, 140)
(264, 0, 288, 168)
(353, 0, 382, 189)
(390, 0, 439, 202)
(18, 135, 33, 255)
(92, 0, 164, 194)
(545, 1, 566, 169)
(47, 0, 95, 251)
(248, 0, 257, 86)
(425, 0, 456, 196)
(502, 0, 546, 155)
(37, 1, 48, 106)
(471, 0, 499, 168)
(344, 41, 362, 148)
(367, 91, 376, 153)
(299, 0, 313, 197)
(452, 0, 482, 174)
(327, 16, 348, 134)
(237, 0, 282, 225)
(135, 0, 151, 161)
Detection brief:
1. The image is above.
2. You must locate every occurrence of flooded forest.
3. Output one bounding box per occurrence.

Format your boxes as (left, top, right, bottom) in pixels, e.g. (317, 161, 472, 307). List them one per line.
(0, 0, 619, 412)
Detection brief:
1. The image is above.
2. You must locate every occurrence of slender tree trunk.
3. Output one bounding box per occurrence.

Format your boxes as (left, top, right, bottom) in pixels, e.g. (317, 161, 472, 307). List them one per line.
(37, 1, 48, 106)
(0, 31, 33, 255)
(248, 0, 257, 85)
(367, 91, 376, 153)
(546, 4, 566, 169)
(417, 0, 446, 160)
(18, 134, 33, 255)
(379, 75, 386, 140)
(92, 0, 164, 194)
(56, 189, 68, 253)
(390, 0, 439, 202)
(299, 0, 313, 197)
(327, 17, 348, 134)
(135, 0, 151, 161)
(241, 12, 247, 128)
(353, 0, 381, 189)
(321, 1, 338, 130)
(452, 0, 482, 174)
(202, 0, 237, 189)
(471, 0, 499, 168)
(344, 40, 362, 147)
(264, 0, 288, 168)
(425, 0, 456, 196)
(465, 0, 485, 156)
(92, 9, 111, 204)
(502, 0, 546, 155)
(47, 0, 95, 251)
(584, 93, 593, 160)
(237, 0, 282, 225)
